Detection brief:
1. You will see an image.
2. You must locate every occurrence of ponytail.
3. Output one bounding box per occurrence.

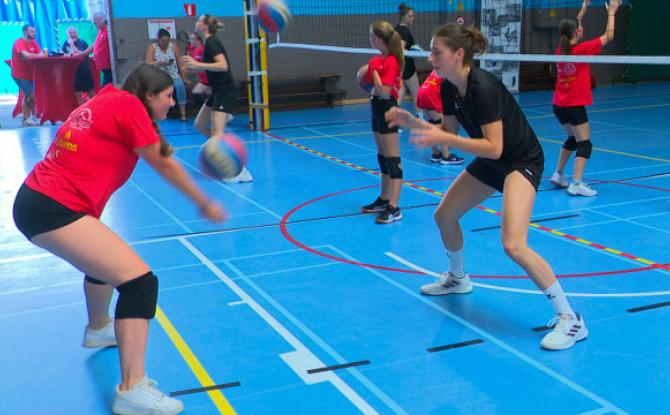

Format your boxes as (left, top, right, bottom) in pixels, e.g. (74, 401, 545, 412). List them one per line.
(202, 14, 224, 35)
(371, 20, 405, 74)
(433, 23, 487, 65)
(398, 3, 413, 20)
(559, 18, 577, 55)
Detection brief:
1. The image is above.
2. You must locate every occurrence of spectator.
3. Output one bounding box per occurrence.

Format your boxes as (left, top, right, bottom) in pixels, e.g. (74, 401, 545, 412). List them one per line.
(11, 24, 42, 126)
(78, 13, 112, 86)
(62, 26, 96, 106)
(145, 29, 188, 120)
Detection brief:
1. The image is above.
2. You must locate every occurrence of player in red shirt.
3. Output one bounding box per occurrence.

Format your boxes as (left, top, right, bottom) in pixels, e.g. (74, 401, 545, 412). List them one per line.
(13, 63, 225, 414)
(11, 24, 42, 126)
(185, 32, 211, 98)
(550, 0, 621, 196)
(76, 13, 113, 86)
(361, 20, 405, 224)
(416, 69, 463, 165)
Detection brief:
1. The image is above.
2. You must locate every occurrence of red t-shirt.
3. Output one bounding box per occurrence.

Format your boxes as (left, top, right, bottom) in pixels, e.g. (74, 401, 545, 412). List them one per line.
(553, 37, 602, 107)
(368, 54, 402, 100)
(93, 28, 111, 70)
(417, 70, 443, 112)
(24, 85, 160, 218)
(11, 38, 41, 80)
(188, 45, 208, 85)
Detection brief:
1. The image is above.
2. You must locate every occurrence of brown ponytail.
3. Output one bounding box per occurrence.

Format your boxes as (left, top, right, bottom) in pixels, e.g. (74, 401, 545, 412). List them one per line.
(398, 3, 413, 20)
(122, 62, 175, 157)
(433, 23, 487, 65)
(202, 14, 224, 35)
(559, 18, 577, 55)
(371, 20, 405, 75)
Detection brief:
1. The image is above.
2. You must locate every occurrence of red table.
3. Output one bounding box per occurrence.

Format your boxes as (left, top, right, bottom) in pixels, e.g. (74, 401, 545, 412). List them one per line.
(6, 56, 102, 125)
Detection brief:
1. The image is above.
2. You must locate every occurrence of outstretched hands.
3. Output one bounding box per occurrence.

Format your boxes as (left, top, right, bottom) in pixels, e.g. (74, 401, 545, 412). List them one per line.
(384, 107, 455, 148)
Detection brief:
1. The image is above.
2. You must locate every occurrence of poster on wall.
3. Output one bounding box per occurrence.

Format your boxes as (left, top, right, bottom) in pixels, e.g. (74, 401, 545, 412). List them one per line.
(480, 0, 522, 93)
(147, 19, 176, 39)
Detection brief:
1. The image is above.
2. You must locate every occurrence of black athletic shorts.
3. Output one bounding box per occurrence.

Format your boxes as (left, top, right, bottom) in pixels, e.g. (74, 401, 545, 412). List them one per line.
(552, 105, 588, 126)
(206, 84, 237, 114)
(371, 96, 398, 134)
(466, 156, 544, 193)
(13, 183, 86, 240)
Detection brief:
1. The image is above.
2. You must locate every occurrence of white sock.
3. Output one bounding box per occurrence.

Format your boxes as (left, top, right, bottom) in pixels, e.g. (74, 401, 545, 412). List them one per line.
(447, 248, 465, 278)
(543, 282, 575, 318)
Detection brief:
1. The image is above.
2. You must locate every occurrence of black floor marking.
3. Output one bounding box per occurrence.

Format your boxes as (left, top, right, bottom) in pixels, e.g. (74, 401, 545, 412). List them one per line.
(138, 203, 439, 242)
(532, 325, 553, 333)
(491, 171, 670, 198)
(427, 339, 484, 353)
(471, 214, 580, 232)
(170, 381, 241, 397)
(627, 301, 670, 313)
(307, 360, 371, 374)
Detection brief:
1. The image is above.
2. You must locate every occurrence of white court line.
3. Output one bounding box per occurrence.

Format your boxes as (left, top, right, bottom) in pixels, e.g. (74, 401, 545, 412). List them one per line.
(179, 238, 382, 415)
(222, 255, 406, 415)
(301, 125, 461, 175)
(385, 252, 670, 298)
(175, 156, 283, 221)
(326, 246, 629, 415)
(577, 408, 615, 415)
(583, 208, 670, 236)
(129, 180, 192, 233)
(227, 300, 246, 306)
(0, 278, 222, 320)
(245, 261, 340, 278)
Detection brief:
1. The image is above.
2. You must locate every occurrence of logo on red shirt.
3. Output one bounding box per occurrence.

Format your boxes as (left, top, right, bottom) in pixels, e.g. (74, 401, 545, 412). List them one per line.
(69, 107, 93, 130)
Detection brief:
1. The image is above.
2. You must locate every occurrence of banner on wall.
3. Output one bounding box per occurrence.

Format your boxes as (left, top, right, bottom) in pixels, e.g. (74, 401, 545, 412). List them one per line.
(480, 0, 522, 92)
(147, 19, 176, 39)
(184, 4, 196, 17)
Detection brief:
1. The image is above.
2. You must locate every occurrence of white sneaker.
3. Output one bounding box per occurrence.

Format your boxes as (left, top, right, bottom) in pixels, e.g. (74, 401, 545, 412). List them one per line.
(83, 320, 117, 348)
(550, 172, 568, 188)
(112, 377, 184, 415)
(567, 182, 597, 197)
(540, 313, 588, 350)
(420, 272, 472, 296)
(222, 166, 253, 183)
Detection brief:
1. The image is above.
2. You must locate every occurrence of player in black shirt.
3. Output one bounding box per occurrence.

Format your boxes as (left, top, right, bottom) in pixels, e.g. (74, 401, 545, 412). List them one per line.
(184, 14, 252, 182)
(394, 3, 420, 114)
(386, 23, 587, 350)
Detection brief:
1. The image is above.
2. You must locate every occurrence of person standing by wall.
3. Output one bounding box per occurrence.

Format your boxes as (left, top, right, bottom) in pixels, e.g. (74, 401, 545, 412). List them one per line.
(77, 13, 113, 86)
(62, 26, 96, 106)
(11, 24, 42, 126)
(394, 3, 421, 115)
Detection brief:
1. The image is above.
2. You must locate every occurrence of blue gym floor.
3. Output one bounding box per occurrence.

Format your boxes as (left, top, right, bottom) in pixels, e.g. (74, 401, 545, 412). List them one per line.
(1, 82, 669, 415)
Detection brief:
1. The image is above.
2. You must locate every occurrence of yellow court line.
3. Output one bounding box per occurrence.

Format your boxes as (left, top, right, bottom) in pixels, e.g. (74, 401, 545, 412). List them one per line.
(155, 307, 237, 414)
(538, 136, 670, 163)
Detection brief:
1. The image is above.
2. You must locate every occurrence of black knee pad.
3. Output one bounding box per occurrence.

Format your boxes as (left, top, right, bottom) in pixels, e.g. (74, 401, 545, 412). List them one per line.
(115, 271, 158, 320)
(562, 136, 577, 151)
(575, 140, 593, 159)
(377, 154, 389, 175)
(386, 157, 403, 179)
(85, 274, 107, 285)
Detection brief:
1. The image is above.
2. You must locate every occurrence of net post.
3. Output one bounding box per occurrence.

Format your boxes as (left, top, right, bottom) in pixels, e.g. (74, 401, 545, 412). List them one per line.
(243, 0, 270, 131)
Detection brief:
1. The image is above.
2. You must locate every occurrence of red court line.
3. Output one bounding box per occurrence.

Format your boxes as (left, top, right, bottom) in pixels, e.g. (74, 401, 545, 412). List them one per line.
(266, 131, 667, 273)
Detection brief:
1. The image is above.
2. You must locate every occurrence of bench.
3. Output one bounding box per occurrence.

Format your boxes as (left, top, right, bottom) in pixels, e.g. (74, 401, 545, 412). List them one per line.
(171, 73, 345, 118)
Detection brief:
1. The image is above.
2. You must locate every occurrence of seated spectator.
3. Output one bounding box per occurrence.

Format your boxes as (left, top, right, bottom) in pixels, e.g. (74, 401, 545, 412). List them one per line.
(145, 29, 187, 120)
(62, 26, 96, 106)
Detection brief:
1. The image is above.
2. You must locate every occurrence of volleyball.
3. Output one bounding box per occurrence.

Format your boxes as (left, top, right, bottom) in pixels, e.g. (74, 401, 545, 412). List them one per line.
(199, 134, 248, 180)
(357, 64, 373, 92)
(257, 0, 291, 33)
